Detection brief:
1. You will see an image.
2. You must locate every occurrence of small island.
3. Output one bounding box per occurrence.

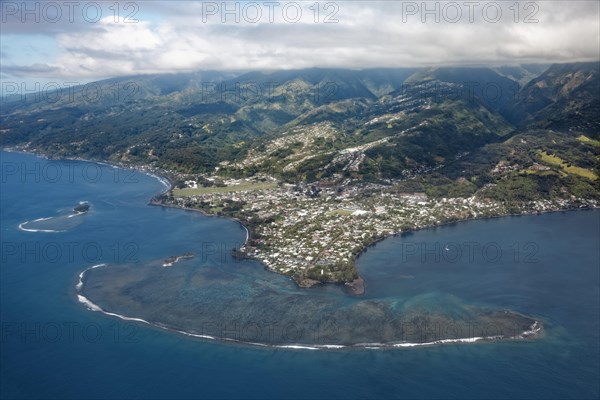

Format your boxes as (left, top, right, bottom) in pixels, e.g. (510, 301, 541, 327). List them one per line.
(73, 203, 90, 214)
(163, 253, 194, 267)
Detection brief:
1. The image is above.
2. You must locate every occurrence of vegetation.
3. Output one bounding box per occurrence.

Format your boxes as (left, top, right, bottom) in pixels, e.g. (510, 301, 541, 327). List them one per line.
(2, 62, 599, 207)
(2, 63, 599, 287)
(174, 181, 277, 196)
(539, 151, 598, 180)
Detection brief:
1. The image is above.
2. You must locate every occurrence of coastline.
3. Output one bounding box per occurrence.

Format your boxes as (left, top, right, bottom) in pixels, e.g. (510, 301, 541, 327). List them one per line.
(2, 149, 555, 350)
(0, 147, 174, 194)
(4, 148, 598, 294)
(352, 204, 599, 265)
(148, 201, 251, 245)
(165, 198, 598, 294)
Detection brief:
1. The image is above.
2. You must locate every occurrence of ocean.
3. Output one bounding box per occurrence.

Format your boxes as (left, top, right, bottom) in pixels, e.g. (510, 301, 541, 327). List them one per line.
(1, 150, 598, 399)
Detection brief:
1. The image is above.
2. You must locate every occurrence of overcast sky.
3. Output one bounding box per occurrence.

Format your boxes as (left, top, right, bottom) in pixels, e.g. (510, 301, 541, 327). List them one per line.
(1, 0, 599, 87)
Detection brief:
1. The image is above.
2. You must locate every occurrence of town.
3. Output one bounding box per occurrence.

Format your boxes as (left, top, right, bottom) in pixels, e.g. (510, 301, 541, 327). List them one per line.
(155, 174, 598, 289)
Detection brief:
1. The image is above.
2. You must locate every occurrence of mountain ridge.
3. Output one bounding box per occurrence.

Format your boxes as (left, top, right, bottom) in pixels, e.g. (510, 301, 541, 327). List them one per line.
(1, 62, 598, 183)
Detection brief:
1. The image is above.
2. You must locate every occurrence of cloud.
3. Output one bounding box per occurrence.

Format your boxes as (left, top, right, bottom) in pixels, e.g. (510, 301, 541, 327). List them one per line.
(2, 1, 599, 80)
(1, 63, 60, 77)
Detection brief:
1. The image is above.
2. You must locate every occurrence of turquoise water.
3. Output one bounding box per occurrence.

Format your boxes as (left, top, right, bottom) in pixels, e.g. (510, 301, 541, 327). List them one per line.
(1, 151, 598, 399)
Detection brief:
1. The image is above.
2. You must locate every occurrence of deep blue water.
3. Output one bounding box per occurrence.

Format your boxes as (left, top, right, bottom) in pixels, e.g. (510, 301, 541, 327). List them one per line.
(1, 150, 599, 399)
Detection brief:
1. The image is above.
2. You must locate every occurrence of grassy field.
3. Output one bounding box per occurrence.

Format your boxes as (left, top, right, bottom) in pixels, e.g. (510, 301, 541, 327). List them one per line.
(577, 135, 600, 147)
(326, 209, 354, 216)
(539, 151, 598, 180)
(523, 168, 560, 177)
(174, 181, 277, 197)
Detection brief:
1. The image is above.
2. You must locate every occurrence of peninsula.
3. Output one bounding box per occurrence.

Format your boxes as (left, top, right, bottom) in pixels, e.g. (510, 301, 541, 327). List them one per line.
(154, 173, 597, 289)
